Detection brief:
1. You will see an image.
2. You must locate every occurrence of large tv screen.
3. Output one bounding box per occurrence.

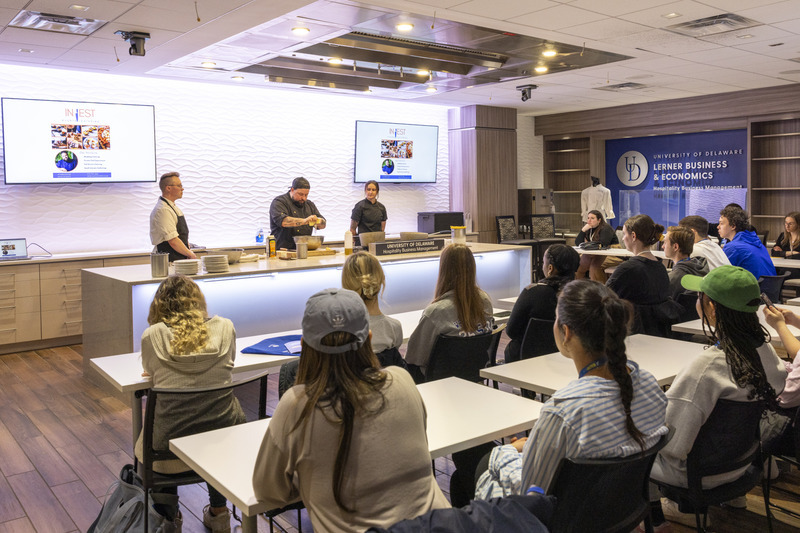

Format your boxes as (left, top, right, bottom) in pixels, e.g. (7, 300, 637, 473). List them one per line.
(2, 98, 157, 184)
(354, 120, 438, 184)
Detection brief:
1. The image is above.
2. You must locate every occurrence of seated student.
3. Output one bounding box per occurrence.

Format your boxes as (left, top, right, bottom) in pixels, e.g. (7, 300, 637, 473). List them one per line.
(663, 225, 708, 301)
(505, 244, 580, 363)
(718, 205, 776, 279)
(138, 275, 245, 533)
(772, 212, 800, 259)
(762, 305, 800, 456)
(606, 214, 681, 337)
(252, 288, 449, 532)
(405, 243, 494, 380)
(475, 280, 669, 499)
(341, 251, 404, 367)
(649, 266, 787, 528)
(575, 210, 619, 282)
(679, 215, 730, 270)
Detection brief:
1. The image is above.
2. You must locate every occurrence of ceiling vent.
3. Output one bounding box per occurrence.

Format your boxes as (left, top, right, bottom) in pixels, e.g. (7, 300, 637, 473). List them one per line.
(9, 10, 108, 35)
(667, 13, 760, 38)
(594, 82, 647, 92)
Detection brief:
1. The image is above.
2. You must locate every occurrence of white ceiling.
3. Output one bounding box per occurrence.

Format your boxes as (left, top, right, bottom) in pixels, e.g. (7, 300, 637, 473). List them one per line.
(1, 0, 799, 115)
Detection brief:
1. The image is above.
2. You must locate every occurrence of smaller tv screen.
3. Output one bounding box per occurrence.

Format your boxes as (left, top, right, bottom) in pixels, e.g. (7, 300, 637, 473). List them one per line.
(2, 97, 157, 184)
(354, 120, 438, 183)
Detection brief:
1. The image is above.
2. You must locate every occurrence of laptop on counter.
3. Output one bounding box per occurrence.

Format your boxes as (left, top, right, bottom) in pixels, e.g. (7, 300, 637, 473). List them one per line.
(0, 238, 29, 261)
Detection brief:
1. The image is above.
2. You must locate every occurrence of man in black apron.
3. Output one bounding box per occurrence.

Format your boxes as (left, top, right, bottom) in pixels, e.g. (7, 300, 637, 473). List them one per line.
(149, 171, 197, 262)
(270, 177, 327, 250)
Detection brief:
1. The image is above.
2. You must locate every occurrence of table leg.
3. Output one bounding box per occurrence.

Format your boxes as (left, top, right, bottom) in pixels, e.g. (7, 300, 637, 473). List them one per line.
(242, 513, 257, 533)
(130, 391, 143, 445)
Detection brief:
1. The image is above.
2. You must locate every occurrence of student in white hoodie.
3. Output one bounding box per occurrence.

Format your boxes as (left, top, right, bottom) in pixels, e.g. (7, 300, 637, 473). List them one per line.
(679, 215, 730, 270)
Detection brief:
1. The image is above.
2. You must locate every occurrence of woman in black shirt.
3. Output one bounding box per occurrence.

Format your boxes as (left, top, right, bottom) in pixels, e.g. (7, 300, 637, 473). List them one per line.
(772, 211, 800, 258)
(350, 180, 387, 235)
(575, 210, 619, 282)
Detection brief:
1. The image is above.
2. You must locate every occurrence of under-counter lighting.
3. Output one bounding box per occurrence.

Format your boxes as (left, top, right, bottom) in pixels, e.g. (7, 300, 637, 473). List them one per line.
(291, 26, 310, 36)
(425, 86, 437, 93)
(542, 49, 557, 58)
(396, 22, 414, 31)
(417, 69, 430, 76)
(328, 57, 343, 64)
(535, 66, 548, 73)
(364, 88, 372, 93)
(201, 61, 216, 68)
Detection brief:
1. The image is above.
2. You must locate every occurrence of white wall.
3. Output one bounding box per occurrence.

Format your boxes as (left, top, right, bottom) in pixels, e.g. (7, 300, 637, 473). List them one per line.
(0, 64, 451, 254)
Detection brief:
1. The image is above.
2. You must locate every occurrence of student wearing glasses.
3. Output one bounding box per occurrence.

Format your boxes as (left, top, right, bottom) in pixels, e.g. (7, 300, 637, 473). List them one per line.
(149, 171, 196, 261)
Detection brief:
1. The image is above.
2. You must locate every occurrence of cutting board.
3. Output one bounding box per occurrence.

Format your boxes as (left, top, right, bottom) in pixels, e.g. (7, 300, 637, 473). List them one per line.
(277, 247, 337, 259)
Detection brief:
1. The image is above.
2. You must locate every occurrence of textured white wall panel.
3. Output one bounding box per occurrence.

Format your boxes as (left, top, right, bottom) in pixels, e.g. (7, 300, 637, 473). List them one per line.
(0, 64, 451, 253)
(516, 115, 543, 189)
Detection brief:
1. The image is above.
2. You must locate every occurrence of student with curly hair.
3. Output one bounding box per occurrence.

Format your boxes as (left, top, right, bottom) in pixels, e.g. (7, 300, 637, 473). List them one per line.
(718, 205, 775, 278)
(138, 275, 244, 533)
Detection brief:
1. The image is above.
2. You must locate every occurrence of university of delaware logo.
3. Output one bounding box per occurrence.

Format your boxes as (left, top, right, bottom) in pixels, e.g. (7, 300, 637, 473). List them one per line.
(616, 151, 648, 187)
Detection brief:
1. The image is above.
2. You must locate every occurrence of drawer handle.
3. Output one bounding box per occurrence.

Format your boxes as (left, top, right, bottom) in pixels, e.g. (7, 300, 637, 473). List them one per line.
(65, 299, 82, 304)
(64, 320, 82, 325)
(0, 273, 15, 280)
(0, 327, 16, 332)
(64, 283, 82, 288)
(0, 289, 15, 294)
(0, 305, 15, 310)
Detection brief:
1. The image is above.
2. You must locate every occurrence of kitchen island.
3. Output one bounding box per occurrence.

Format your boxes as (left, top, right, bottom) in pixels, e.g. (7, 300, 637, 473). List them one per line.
(81, 242, 531, 373)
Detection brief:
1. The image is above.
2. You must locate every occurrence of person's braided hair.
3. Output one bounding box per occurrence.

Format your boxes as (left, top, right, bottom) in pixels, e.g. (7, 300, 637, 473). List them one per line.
(556, 280, 645, 448)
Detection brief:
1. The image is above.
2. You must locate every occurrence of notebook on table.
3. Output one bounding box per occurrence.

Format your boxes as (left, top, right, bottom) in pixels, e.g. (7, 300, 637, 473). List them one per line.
(0, 238, 28, 261)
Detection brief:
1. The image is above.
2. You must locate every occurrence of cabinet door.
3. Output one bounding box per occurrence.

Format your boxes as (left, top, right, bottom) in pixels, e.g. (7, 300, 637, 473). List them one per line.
(40, 260, 102, 339)
(0, 264, 41, 342)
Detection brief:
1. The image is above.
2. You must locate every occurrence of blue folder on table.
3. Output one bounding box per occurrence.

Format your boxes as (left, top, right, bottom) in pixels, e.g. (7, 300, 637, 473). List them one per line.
(242, 334, 302, 356)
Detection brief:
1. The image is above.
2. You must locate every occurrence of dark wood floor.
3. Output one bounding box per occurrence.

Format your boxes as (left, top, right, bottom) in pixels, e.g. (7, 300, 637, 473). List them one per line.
(0, 343, 799, 532)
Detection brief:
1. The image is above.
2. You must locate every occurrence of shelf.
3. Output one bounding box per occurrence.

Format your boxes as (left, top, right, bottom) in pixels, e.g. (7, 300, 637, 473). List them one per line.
(554, 212, 581, 215)
(547, 169, 590, 173)
(547, 148, 589, 153)
(751, 187, 800, 191)
(752, 156, 800, 161)
(552, 190, 582, 194)
(752, 215, 788, 218)
(752, 132, 800, 139)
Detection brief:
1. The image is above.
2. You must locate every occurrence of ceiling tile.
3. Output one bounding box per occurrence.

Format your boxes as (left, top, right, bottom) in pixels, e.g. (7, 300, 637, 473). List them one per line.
(114, 4, 203, 33)
(700, 0, 787, 12)
(0, 26, 86, 46)
(560, 0, 677, 17)
(26, 0, 134, 21)
(619, 1, 724, 29)
(773, 18, 800, 35)
(604, 28, 721, 55)
(453, 0, 554, 20)
(514, 4, 607, 31)
(0, 7, 18, 25)
(0, 0, 30, 8)
(560, 18, 651, 40)
(697, 23, 793, 46)
(738, 0, 800, 25)
(733, 34, 800, 59)
(0, 39, 66, 58)
(50, 47, 129, 66)
(677, 46, 769, 67)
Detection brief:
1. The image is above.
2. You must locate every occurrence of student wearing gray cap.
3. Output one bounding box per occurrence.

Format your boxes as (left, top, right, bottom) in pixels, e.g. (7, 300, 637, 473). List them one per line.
(253, 288, 449, 532)
(269, 177, 326, 250)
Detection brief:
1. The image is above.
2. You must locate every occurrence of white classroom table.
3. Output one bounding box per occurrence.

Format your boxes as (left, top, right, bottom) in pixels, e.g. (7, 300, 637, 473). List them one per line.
(574, 247, 666, 259)
(170, 377, 544, 533)
(90, 308, 509, 443)
(671, 304, 800, 348)
(771, 257, 800, 270)
(480, 334, 704, 396)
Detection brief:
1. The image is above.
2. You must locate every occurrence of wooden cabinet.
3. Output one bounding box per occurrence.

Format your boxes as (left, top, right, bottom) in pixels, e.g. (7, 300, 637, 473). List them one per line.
(544, 137, 590, 233)
(0, 264, 41, 344)
(750, 118, 800, 241)
(40, 259, 103, 339)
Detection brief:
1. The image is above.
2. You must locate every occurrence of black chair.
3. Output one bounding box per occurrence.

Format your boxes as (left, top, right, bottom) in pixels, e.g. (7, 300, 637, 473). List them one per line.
(764, 407, 800, 522)
(528, 214, 566, 281)
(758, 230, 770, 247)
(138, 370, 271, 533)
(519, 317, 557, 361)
(549, 429, 672, 533)
(759, 270, 791, 304)
(485, 324, 507, 388)
(426, 324, 506, 383)
(652, 399, 770, 533)
(496, 215, 535, 246)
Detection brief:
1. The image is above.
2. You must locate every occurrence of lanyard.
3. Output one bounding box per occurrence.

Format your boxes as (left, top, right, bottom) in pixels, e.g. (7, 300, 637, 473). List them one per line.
(579, 358, 607, 378)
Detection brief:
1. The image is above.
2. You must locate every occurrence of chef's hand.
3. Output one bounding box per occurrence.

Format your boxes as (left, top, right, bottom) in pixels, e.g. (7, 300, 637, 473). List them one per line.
(304, 215, 319, 226)
(510, 436, 528, 452)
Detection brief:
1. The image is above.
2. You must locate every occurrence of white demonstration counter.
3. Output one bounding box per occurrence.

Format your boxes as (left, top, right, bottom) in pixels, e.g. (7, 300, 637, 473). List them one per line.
(81, 243, 531, 372)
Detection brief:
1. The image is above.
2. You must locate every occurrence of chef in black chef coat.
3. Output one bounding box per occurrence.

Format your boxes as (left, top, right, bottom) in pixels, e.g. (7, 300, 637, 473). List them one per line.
(149, 171, 197, 261)
(269, 177, 327, 250)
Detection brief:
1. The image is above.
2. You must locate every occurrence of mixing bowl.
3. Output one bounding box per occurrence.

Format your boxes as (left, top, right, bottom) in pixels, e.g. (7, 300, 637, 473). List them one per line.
(293, 235, 324, 250)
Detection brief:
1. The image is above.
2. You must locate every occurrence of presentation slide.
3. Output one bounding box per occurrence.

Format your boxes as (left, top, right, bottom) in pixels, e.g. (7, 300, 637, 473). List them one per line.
(354, 120, 438, 183)
(2, 98, 157, 184)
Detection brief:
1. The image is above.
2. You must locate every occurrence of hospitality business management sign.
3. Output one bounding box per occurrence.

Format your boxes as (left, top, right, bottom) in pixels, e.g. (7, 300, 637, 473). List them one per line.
(605, 130, 748, 229)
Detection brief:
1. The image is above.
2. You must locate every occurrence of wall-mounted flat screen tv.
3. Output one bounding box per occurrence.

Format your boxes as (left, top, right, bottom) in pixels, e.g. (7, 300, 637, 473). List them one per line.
(354, 120, 438, 183)
(2, 97, 157, 184)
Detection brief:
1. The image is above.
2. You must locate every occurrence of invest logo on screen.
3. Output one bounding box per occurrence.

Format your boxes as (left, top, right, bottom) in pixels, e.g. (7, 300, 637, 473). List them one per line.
(616, 150, 648, 187)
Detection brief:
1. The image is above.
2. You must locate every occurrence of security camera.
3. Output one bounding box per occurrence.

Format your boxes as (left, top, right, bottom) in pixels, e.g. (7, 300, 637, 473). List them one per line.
(115, 31, 150, 57)
(516, 84, 538, 102)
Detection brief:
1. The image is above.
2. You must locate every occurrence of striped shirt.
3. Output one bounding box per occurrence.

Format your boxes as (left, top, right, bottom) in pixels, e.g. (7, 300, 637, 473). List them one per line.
(476, 361, 668, 499)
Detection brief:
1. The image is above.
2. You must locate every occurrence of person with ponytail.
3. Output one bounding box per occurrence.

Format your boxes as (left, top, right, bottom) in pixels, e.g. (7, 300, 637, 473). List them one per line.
(341, 251, 402, 357)
(138, 275, 245, 532)
(475, 280, 668, 499)
(253, 289, 449, 532)
(648, 266, 786, 528)
(607, 214, 681, 337)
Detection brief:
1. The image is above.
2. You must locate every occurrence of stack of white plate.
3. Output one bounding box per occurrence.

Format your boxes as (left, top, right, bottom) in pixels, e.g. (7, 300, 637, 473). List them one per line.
(202, 255, 229, 273)
(173, 259, 200, 275)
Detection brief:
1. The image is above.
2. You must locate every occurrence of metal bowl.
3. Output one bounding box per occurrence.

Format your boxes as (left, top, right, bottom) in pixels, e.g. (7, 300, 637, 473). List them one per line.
(207, 248, 243, 264)
(293, 235, 324, 250)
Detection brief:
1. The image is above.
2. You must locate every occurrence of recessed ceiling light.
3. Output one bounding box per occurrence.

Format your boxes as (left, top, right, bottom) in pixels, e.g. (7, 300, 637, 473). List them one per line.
(542, 49, 557, 58)
(535, 66, 548, 73)
(662, 12, 681, 19)
(18, 48, 34, 53)
(291, 26, 310, 36)
(396, 23, 414, 32)
(231, 76, 244, 81)
(328, 57, 343, 64)
(417, 69, 430, 76)
(425, 86, 437, 93)
(69, 4, 90, 11)
(737, 34, 754, 39)
(466, 85, 474, 89)
(201, 61, 216, 68)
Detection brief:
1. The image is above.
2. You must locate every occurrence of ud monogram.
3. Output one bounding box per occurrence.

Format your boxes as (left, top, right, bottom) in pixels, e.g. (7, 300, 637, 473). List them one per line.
(616, 150, 648, 187)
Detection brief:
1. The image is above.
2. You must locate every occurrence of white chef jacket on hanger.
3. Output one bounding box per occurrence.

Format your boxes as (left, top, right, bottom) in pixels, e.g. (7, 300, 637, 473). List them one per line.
(581, 184, 615, 222)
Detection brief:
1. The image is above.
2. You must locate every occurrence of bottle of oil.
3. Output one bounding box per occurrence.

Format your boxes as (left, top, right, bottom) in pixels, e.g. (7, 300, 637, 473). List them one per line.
(268, 234, 276, 258)
(344, 230, 353, 256)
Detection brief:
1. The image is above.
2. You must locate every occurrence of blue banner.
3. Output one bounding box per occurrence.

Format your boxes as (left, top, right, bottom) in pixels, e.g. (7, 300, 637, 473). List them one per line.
(605, 130, 747, 229)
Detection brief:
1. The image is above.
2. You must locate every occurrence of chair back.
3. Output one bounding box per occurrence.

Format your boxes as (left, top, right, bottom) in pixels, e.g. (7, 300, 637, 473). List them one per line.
(529, 214, 556, 239)
(757, 230, 769, 247)
(496, 215, 519, 243)
(520, 317, 557, 360)
(426, 324, 505, 383)
(549, 429, 672, 533)
(758, 271, 791, 304)
(675, 291, 699, 323)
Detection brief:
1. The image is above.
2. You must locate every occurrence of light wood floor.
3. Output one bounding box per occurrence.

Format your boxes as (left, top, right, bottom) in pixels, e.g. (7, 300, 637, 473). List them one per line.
(1, 344, 799, 532)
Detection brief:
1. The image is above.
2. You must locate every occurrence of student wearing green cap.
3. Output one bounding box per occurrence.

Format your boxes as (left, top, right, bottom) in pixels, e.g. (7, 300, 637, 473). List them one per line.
(647, 265, 787, 529)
